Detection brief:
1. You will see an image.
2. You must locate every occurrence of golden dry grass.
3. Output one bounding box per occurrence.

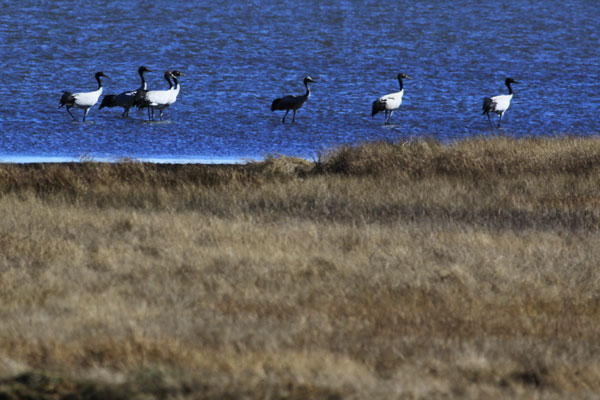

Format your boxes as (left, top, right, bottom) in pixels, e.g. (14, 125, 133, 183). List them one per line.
(1, 136, 600, 399)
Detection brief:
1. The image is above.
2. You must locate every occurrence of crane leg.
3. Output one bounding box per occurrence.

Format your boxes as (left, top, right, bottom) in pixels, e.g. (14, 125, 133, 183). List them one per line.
(66, 106, 76, 121)
(387, 110, 394, 125)
(486, 112, 493, 127)
(122, 108, 129, 117)
(497, 112, 503, 128)
(282, 110, 289, 123)
(292, 110, 297, 123)
(83, 108, 90, 122)
(159, 109, 163, 121)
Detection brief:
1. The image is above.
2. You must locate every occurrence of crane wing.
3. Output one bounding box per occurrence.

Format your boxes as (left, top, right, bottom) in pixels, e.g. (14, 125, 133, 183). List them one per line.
(271, 95, 300, 111)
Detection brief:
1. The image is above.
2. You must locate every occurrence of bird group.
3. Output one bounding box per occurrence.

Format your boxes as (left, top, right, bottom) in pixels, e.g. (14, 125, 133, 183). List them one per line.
(59, 66, 184, 122)
(270, 73, 518, 127)
(59, 68, 518, 128)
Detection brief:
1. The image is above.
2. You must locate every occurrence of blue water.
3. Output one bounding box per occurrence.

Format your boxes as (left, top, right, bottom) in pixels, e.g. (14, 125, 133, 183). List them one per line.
(1, 0, 599, 162)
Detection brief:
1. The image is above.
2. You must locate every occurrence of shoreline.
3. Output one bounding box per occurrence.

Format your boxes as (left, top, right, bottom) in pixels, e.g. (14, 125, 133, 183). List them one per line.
(1, 134, 598, 166)
(0, 155, 257, 165)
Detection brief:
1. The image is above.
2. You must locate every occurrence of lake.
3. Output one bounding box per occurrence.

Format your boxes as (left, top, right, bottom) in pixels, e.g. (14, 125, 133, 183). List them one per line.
(0, 0, 598, 163)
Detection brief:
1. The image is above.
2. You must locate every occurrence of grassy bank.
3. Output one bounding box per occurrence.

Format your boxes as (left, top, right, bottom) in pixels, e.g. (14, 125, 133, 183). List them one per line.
(1, 136, 600, 399)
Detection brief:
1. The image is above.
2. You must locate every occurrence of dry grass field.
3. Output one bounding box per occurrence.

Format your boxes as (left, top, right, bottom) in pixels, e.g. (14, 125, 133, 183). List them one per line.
(1, 136, 600, 399)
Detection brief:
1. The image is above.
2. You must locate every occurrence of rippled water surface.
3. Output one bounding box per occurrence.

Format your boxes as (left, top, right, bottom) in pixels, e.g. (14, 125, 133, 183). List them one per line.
(1, 0, 599, 162)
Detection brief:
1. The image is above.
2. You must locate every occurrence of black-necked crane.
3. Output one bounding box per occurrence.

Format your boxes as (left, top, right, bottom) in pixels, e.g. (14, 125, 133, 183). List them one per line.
(372, 73, 410, 125)
(482, 78, 518, 127)
(59, 71, 109, 122)
(99, 66, 151, 117)
(134, 70, 173, 121)
(271, 76, 315, 123)
(166, 70, 184, 110)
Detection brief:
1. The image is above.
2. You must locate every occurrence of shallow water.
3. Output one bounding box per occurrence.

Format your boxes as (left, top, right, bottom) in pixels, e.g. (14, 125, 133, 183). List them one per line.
(1, 0, 599, 162)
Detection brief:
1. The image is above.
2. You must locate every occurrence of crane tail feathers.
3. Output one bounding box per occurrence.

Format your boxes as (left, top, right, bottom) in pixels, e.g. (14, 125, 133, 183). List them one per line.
(133, 90, 149, 109)
(271, 98, 282, 111)
(482, 97, 494, 114)
(59, 91, 74, 108)
(99, 94, 116, 109)
(372, 99, 385, 117)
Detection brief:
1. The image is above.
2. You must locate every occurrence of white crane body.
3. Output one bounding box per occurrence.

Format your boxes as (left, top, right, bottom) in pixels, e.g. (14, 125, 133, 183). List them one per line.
(482, 78, 518, 127)
(59, 71, 108, 122)
(372, 73, 410, 125)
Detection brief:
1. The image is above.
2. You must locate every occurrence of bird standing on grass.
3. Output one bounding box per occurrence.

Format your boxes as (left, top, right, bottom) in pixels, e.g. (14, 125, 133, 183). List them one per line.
(59, 71, 109, 122)
(482, 78, 518, 127)
(372, 73, 410, 125)
(99, 66, 152, 117)
(271, 76, 315, 123)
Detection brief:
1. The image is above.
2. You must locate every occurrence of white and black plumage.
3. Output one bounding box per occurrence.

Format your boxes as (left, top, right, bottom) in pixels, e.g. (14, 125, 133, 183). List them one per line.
(372, 73, 410, 125)
(59, 71, 109, 122)
(134, 70, 174, 121)
(99, 66, 151, 117)
(482, 78, 518, 127)
(271, 76, 315, 123)
(166, 70, 184, 108)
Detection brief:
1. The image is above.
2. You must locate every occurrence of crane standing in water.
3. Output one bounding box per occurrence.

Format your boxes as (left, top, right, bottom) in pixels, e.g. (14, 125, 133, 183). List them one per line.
(482, 78, 518, 127)
(99, 66, 152, 117)
(59, 71, 109, 122)
(271, 76, 315, 123)
(371, 73, 410, 125)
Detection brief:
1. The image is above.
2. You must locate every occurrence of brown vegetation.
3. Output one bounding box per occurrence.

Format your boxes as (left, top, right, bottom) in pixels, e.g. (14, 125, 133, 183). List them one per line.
(1, 136, 600, 399)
